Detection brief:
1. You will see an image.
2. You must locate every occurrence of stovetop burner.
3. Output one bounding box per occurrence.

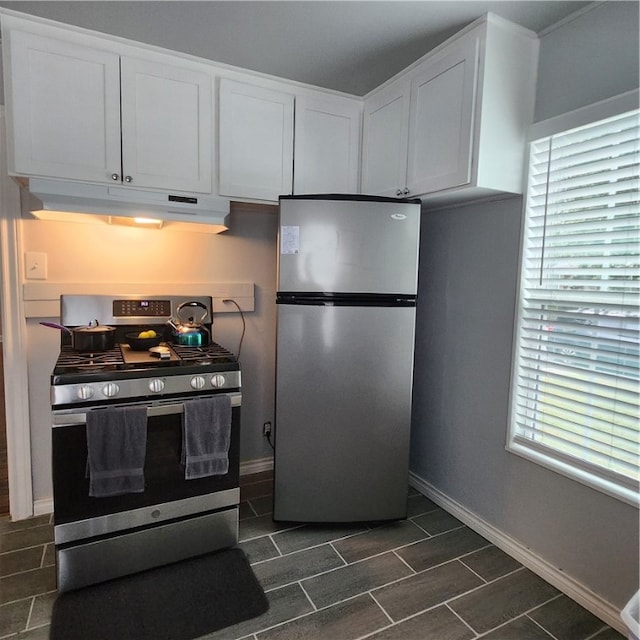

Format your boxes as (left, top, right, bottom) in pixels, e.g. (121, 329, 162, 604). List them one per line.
(53, 342, 237, 377)
(54, 347, 124, 371)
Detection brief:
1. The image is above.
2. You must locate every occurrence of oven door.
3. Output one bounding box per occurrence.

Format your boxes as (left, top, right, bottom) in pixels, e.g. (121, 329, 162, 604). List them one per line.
(52, 393, 241, 545)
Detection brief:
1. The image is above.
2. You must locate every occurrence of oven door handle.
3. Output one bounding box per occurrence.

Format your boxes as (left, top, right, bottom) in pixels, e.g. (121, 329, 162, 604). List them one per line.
(52, 392, 241, 427)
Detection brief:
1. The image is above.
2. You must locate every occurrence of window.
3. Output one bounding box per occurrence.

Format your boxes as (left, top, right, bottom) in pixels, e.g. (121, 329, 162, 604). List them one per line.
(509, 93, 639, 506)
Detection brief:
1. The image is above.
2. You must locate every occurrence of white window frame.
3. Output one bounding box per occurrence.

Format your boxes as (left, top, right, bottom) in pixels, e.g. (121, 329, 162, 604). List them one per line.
(507, 89, 640, 507)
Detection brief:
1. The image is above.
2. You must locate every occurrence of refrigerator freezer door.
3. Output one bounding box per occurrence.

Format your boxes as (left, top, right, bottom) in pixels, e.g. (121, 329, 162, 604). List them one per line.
(273, 303, 416, 522)
(278, 197, 420, 295)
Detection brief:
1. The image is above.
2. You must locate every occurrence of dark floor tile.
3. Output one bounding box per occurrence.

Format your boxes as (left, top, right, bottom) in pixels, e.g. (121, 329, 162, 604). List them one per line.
(412, 508, 464, 536)
(240, 479, 274, 501)
(0, 546, 44, 577)
(200, 583, 314, 640)
(252, 543, 345, 591)
(0, 597, 32, 636)
(460, 545, 522, 582)
(0, 565, 57, 604)
(406, 493, 439, 518)
(239, 536, 281, 564)
(479, 615, 555, 639)
(9, 624, 50, 639)
(528, 594, 609, 640)
(250, 495, 275, 516)
(372, 559, 483, 621)
(28, 592, 56, 629)
(272, 523, 368, 555)
(589, 627, 627, 639)
(42, 544, 55, 568)
(0, 515, 51, 534)
(239, 501, 255, 519)
(302, 552, 413, 609)
(0, 524, 54, 554)
(257, 594, 389, 640)
(449, 568, 560, 634)
(396, 526, 489, 573)
(332, 520, 428, 563)
(367, 604, 474, 640)
(239, 514, 299, 542)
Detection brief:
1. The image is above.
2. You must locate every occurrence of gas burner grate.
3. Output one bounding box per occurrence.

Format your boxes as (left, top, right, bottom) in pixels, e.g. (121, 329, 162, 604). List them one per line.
(172, 343, 236, 362)
(55, 346, 125, 370)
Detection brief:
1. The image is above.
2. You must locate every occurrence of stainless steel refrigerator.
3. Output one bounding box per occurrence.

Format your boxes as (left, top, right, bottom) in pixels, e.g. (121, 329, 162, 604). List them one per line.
(273, 194, 421, 522)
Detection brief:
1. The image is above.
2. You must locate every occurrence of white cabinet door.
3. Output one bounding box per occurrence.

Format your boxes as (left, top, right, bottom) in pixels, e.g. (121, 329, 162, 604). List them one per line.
(7, 29, 121, 183)
(218, 79, 294, 201)
(293, 95, 361, 194)
(120, 57, 212, 193)
(361, 78, 411, 197)
(407, 35, 479, 195)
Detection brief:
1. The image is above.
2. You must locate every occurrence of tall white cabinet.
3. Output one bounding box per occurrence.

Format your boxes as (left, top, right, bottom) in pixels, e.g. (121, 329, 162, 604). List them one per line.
(361, 14, 539, 204)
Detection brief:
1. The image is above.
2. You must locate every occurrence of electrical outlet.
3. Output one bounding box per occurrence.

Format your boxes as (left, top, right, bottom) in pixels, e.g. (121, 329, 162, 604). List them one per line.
(25, 252, 47, 280)
(263, 421, 272, 437)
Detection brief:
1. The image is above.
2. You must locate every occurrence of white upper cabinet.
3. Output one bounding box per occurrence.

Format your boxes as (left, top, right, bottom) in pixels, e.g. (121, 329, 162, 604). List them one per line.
(119, 57, 212, 193)
(293, 94, 361, 194)
(361, 15, 539, 204)
(361, 77, 411, 197)
(218, 79, 294, 202)
(3, 19, 213, 193)
(406, 35, 479, 196)
(6, 29, 122, 185)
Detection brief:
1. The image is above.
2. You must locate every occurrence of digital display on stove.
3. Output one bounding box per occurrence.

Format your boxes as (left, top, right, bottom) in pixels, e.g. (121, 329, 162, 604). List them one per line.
(113, 299, 171, 317)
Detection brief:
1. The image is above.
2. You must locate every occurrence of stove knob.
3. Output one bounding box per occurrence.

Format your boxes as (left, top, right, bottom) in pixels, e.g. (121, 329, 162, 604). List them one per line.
(210, 374, 226, 388)
(149, 378, 165, 393)
(77, 385, 95, 400)
(190, 376, 206, 390)
(102, 382, 120, 398)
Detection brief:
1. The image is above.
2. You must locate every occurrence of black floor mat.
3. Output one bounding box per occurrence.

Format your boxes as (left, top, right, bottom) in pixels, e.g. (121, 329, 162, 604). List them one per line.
(50, 548, 269, 640)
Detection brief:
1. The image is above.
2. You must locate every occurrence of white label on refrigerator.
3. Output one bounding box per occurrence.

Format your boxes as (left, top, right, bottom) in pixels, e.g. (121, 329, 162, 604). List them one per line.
(281, 226, 300, 254)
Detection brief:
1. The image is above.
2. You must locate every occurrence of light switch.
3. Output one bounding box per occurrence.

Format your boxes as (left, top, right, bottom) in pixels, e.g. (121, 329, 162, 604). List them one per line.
(25, 251, 47, 280)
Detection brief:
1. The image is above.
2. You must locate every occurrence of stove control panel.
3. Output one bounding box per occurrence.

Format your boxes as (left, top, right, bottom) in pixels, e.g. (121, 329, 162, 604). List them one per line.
(114, 299, 171, 317)
(52, 370, 241, 407)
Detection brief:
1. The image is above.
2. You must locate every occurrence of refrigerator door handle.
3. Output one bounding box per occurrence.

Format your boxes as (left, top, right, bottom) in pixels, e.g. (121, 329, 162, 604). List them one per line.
(276, 292, 416, 306)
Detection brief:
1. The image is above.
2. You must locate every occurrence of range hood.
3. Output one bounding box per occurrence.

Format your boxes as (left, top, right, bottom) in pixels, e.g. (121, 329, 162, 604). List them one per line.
(22, 178, 231, 233)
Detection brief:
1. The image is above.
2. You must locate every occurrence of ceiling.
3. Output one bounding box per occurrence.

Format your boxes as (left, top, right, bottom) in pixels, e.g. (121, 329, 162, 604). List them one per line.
(0, 1, 594, 95)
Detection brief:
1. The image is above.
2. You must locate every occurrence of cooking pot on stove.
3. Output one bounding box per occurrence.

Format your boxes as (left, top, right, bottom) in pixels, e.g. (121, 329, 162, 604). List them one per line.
(168, 300, 210, 347)
(41, 320, 116, 352)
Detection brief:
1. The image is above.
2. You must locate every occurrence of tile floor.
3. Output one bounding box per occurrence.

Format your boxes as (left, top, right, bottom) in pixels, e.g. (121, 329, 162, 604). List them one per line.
(0, 472, 626, 640)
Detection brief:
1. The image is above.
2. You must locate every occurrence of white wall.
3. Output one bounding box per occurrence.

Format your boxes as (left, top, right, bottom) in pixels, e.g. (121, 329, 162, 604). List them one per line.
(410, 0, 639, 616)
(21, 203, 278, 502)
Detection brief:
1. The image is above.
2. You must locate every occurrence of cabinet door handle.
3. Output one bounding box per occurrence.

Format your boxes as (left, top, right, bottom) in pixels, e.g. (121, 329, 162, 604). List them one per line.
(403, 188, 410, 196)
(124, 175, 133, 183)
(111, 173, 120, 181)
(395, 189, 403, 196)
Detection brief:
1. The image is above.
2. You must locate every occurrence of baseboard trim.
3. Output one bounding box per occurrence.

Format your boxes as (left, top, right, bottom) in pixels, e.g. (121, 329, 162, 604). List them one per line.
(240, 456, 274, 477)
(408, 471, 624, 634)
(33, 498, 53, 517)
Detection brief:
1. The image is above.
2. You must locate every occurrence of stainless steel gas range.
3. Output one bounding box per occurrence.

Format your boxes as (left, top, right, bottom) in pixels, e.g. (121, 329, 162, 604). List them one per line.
(49, 294, 242, 593)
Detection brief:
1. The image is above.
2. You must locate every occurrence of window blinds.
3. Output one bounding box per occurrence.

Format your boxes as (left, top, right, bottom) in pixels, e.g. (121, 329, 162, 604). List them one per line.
(511, 109, 639, 502)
